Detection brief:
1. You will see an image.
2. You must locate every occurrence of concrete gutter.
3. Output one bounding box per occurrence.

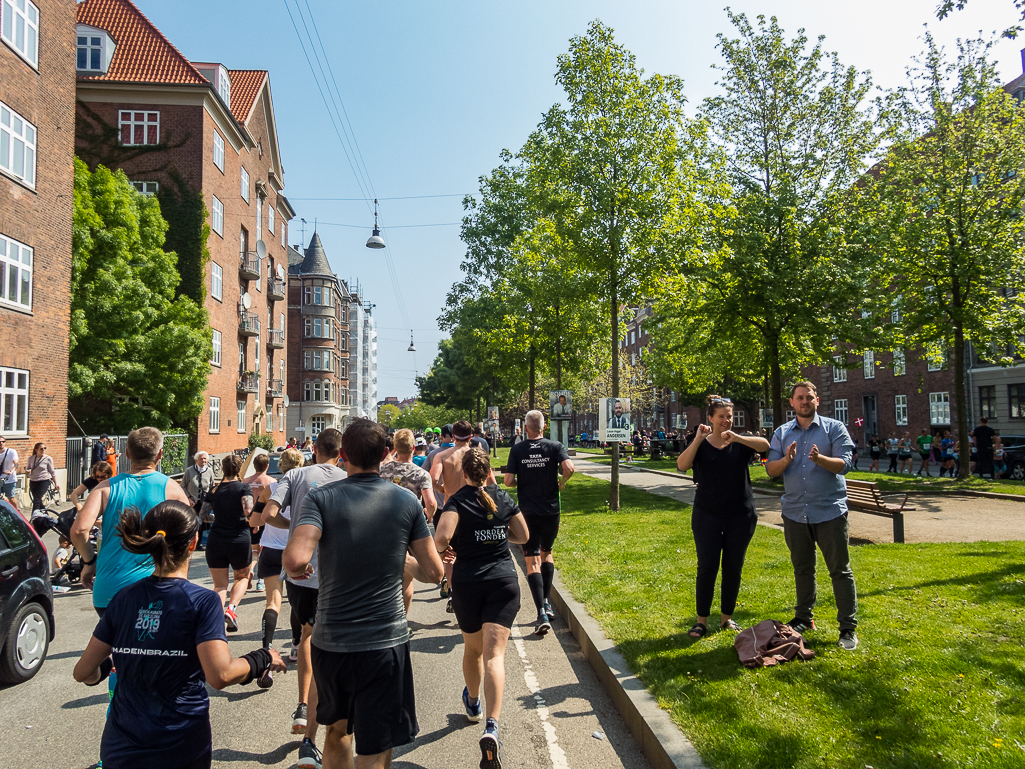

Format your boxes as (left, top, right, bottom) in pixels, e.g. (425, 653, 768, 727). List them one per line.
(549, 571, 708, 769)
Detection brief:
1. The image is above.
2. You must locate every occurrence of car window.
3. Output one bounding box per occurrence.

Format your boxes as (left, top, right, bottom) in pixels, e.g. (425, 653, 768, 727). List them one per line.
(0, 505, 29, 550)
(1000, 437, 1025, 448)
(268, 456, 280, 474)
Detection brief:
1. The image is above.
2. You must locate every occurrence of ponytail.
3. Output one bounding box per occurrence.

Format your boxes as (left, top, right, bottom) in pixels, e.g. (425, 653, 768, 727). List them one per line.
(462, 446, 497, 512)
(117, 500, 199, 573)
(476, 486, 498, 513)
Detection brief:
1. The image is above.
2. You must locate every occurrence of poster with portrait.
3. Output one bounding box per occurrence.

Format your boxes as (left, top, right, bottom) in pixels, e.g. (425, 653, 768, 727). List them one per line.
(599, 397, 632, 442)
(487, 406, 499, 424)
(549, 390, 572, 421)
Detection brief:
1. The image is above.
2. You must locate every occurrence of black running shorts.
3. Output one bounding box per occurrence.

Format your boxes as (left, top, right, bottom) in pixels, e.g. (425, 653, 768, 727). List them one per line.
(521, 513, 560, 557)
(250, 525, 264, 545)
(204, 538, 252, 570)
(311, 642, 418, 755)
(286, 581, 318, 628)
(257, 546, 283, 580)
(451, 575, 520, 634)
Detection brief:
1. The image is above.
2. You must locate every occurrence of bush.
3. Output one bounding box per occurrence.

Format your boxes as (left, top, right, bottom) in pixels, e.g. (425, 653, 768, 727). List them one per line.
(248, 432, 275, 451)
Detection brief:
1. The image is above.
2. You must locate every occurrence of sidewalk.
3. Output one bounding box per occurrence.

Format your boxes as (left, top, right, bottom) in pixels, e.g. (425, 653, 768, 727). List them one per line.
(574, 458, 1025, 544)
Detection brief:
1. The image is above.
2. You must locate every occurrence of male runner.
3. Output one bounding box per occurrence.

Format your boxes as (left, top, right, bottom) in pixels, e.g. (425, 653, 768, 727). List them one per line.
(504, 410, 574, 635)
(263, 428, 346, 769)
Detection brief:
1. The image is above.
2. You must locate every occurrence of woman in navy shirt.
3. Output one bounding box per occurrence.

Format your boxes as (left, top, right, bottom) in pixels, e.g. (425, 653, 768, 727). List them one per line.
(73, 500, 284, 769)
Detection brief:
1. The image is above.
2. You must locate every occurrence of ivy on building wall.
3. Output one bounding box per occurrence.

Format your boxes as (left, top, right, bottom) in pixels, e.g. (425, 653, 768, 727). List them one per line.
(158, 171, 210, 305)
(75, 101, 189, 174)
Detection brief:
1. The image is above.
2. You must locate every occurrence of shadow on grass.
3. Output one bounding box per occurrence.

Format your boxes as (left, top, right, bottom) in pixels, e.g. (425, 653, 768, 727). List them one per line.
(859, 561, 1025, 604)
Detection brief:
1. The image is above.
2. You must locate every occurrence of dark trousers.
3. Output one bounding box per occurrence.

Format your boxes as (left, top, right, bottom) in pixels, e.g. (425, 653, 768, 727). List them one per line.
(887, 454, 898, 472)
(977, 448, 994, 478)
(691, 507, 757, 618)
(29, 479, 50, 511)
(783, 513, 858, 631)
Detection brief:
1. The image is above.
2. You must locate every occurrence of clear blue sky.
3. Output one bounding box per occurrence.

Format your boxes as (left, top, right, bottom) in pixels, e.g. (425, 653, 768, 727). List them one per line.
(141, 0, 1023, 400)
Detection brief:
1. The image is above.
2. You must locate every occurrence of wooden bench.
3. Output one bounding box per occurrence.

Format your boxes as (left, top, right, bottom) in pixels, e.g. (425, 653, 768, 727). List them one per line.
(845, 479, 916, 543)
(603, 445, 635, 456)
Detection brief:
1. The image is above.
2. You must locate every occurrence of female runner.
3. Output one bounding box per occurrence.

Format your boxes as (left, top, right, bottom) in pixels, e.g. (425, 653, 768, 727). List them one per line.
(204, 455, 254, 631)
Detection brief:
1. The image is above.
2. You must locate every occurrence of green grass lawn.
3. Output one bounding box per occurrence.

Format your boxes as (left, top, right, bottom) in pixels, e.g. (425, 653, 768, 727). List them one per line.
(556, 473, 1025, 769)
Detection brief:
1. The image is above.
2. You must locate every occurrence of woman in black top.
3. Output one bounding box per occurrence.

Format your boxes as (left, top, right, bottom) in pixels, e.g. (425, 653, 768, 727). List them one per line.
(203, 455, 254, 632)
(676, 395, 770, 638)
(868, 435, 881, 472)
(435, 447, 528, 769)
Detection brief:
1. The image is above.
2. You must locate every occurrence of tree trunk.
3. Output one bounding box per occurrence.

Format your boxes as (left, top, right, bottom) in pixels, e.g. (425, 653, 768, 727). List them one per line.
(953, 319, 970, 479)
(555, 302, 562, 390)
(769, 336, 783, 430)
(610, 274, 620, 511)
(476, 395, 481, 425)
(528, 345, 536, 411)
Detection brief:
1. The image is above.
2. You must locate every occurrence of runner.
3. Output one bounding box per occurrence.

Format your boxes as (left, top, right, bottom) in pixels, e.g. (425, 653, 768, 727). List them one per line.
(897, 432, 913, 474)
(916, 429, 933, 477)
(243, 453, 274, 591)
(434, 447, 529, 769)
(204, 455, 254, 630)
(503, 409, 574, 636)
(424, 424, 457, 603)
(283, 418, 443, 769)
(263, 428, 347, 769)
(73, 500, 285, 769)
(255, 448, 306, 668)
(380, 429, 438, 614)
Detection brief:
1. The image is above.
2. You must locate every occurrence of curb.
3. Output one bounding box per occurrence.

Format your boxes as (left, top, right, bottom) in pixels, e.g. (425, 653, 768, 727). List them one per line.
(549, 571, 708, 769)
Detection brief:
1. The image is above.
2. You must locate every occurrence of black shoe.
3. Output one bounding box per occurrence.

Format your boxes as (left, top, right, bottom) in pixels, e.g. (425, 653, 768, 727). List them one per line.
(787, 617, 814, 634)
(534, 611, 551, 636)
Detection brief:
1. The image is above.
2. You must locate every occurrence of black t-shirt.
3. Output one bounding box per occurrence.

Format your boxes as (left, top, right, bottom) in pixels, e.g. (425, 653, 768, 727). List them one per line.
(868, 439, 880, 454)
(691, 440, 756, 516)
(83, 476, 100, 492)
(507, 438, 570, 516)
(974, 425, 995, 451)
(208, 480, 253, 543)
(443, 484, 518, 583)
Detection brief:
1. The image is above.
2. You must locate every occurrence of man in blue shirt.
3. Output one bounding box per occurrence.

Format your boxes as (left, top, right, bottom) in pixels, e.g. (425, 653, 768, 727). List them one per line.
(766, 381, 859, 651)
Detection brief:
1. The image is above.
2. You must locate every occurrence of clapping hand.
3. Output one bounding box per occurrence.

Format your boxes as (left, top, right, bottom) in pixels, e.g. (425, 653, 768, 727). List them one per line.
(696, 424, 712, 439)
(721, 430, 735, 445)
(785, 441, 798, 461)
(809, 444, 820, 463)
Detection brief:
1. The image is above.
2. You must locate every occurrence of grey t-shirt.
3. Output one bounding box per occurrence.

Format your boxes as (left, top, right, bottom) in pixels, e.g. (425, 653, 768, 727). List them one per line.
(270, 462, 347, 590)
(297, 472, 432, 653)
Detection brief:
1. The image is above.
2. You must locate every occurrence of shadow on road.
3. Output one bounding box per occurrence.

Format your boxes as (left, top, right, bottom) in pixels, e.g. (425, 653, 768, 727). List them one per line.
(212, 741, 300, 764)
(61, 693, 108, 709)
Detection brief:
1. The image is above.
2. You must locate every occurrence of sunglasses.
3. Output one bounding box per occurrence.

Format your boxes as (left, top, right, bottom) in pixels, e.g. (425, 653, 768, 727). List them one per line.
(710, 398, 733, 405)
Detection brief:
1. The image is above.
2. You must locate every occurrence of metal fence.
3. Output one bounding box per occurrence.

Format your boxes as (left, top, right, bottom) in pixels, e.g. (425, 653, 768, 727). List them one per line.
(65, 432, 191, 498)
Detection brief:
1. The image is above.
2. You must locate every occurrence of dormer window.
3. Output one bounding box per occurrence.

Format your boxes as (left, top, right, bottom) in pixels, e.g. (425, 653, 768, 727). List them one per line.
(194, 63, 231, 110)
(76, 25, 115, 74)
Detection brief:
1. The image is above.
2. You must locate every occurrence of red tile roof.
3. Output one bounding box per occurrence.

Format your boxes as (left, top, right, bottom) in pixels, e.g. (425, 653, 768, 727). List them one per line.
(227, 70, 267, 124)
(76, 0, 207, 85)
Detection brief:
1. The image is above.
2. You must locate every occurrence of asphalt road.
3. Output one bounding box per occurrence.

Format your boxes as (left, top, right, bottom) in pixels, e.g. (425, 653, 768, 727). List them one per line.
(0, 528, 652, 769)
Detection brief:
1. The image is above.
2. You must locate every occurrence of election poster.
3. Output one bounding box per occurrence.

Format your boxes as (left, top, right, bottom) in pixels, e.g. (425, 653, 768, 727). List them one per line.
(549, 390, 572, 421)
(599, 397, 632, 442)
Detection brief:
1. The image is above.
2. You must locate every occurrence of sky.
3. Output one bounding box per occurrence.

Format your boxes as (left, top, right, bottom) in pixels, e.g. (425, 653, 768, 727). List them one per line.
(139, 0, 1025, 401)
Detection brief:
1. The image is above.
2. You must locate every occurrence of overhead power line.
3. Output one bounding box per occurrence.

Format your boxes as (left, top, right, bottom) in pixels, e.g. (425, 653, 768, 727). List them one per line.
(289, 193, 472, 201)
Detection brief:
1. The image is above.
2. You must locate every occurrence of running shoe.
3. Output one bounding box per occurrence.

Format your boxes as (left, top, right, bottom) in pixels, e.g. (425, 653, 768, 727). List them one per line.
(838, 629, 859, 651)
(296, 738, 322, 769)
(534, 611, 551, 637)
(446, 598, 454, 614)
(543, 599, 555, 621)
(224, 606, 239, 632)
(256, 578, 265, 591)
(479, 719, 501, 769)
(287, 643, 299, 663)
(463, 686, 483, 723)
(291, 703, 308, 734)
(786, 617, 814, 634)
(257, 667, 274, 689)
(439, 577, 449, 597)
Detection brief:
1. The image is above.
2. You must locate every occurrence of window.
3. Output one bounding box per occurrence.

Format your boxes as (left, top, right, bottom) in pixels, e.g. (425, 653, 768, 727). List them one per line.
(311, 416, 325, 437)
(280, 360, 284, 386)
(303, 350, 311, 370)
(733, 411, 745, 428)
(630, 331, 635, 345)
(833, 356, 846, 383)
(979, 386, 996, 419)
(834, 399, 849, 425)
(254, 336, 259, 371)
(785, 410, 796, 421)
(0, 101, 36, 187)
(1011, 384, 1025, 419)
(314, 286, 323, 305)
(280, 312, 284, 333)
(340, 361, 348, 379)
(0, 367, 28, 434)
(895, 395, 908, 426)
(891, 295, 902, 324)
(130, 181, 158, 195)
(314, 318, 323, 338)
(211, 196, 223, 236)
(211, 262, 222, 300)
(0, 232, 32, 310)
(304, 381, 311, 401)
(268, 205, 275, 234)
(213, 131, 224, 172)
(313, 350, 322, 370)
(277, 404, 284, 431)
(3, 0, 38, 67)
(281, 221, 285, 247)
(217, 68, 231, 107)
(209, 396, 220, 433)
(929, 392, 951, 425)
(892, 348, 906, 376)
(240, 166, 249, 202)
(863, 350, 875, 379)
(266, 409, 273, 433)
(927, 348, 944, 372)
(211, 329, 221, 366)
(237, 400, 246, 433)
(119, 110, 159, 146)
(304, 318, 311, 337)
(256, 196, 262, 244)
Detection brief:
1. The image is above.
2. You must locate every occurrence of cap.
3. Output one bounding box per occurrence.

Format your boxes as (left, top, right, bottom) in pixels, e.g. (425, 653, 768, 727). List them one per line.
(415, 437, 426, 446)
(100, 433, 108, 439)
(441, 424, 454, 437)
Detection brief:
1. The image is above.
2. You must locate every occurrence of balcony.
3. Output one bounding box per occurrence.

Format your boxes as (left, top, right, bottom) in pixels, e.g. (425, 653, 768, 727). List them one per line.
(238, 311, 260, 337)
(267, 328, 284, 349)
(239, 252, 260, 280)
(266, 378, 283, 398)
(268, 276, 286, 300)
(237, 372, 259, 393)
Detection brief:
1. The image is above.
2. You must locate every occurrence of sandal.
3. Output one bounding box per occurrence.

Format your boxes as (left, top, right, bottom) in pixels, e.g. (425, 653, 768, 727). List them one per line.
(688, 622, 708, 638)
(720, 619, 742, 632)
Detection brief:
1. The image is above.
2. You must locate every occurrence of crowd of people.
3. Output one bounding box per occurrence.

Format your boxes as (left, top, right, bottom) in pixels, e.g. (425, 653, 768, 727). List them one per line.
(60, 408, 572, 769)
(860, 417, 1007, 478)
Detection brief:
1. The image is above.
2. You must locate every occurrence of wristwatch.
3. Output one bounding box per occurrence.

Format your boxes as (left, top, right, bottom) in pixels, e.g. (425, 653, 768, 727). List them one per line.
(81, 549, 97, 566)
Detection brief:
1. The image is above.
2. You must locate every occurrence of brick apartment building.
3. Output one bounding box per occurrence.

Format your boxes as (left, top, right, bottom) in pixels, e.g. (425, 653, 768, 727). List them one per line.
(0, 0, 76, 498)
(285, 234, 353, 441)
(74, 0, 295, 453)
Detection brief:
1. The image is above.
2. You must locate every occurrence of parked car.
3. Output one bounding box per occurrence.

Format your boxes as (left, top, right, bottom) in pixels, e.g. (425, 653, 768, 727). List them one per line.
(997, 435, 1025, 481)
(0, 500, 55, 685)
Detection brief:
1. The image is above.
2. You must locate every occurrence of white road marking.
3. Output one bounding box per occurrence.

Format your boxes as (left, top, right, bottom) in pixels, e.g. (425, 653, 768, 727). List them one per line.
(511, 623, 570, 769)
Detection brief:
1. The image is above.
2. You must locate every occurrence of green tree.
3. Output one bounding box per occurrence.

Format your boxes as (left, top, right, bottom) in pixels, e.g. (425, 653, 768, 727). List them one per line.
(377, 404, 401, 427)
(394, 402, 470, 431)
(521, 21, 706, 509)
(857, 33, 1025, 476)
(656, 13, 882, 429)
(70, 159, 211, 433)
(937, 0, 1025, 39)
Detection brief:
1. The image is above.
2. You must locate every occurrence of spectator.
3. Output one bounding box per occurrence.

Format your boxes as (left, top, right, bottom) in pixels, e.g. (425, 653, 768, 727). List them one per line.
(70, 462, 114, 512)
(91, 434, 109, 468)
(974, 418, 996, 478)
(993, 434, 1007, 479)
(105, 436, 120, 476)
(26, 442, 58, 512)
(0, 436, 18, 510)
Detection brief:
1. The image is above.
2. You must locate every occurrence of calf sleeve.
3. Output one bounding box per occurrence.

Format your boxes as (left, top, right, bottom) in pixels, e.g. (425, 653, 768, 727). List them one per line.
(540, 561, 555, 602)
(262, 609, 279, 650)
(526, 572, 544, 612)
(290, 606, 302, 645)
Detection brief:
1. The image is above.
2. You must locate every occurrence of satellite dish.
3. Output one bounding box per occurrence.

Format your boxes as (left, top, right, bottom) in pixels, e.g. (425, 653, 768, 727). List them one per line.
(256, 240, 267, 259)
(276, 264, 285, 279)
(284, 395, 290, 407)
(242, 292, 252, 309)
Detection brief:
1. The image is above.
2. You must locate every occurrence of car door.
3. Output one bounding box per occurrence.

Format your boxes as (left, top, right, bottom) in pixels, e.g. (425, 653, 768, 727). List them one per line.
(0, 510, 22, 619)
